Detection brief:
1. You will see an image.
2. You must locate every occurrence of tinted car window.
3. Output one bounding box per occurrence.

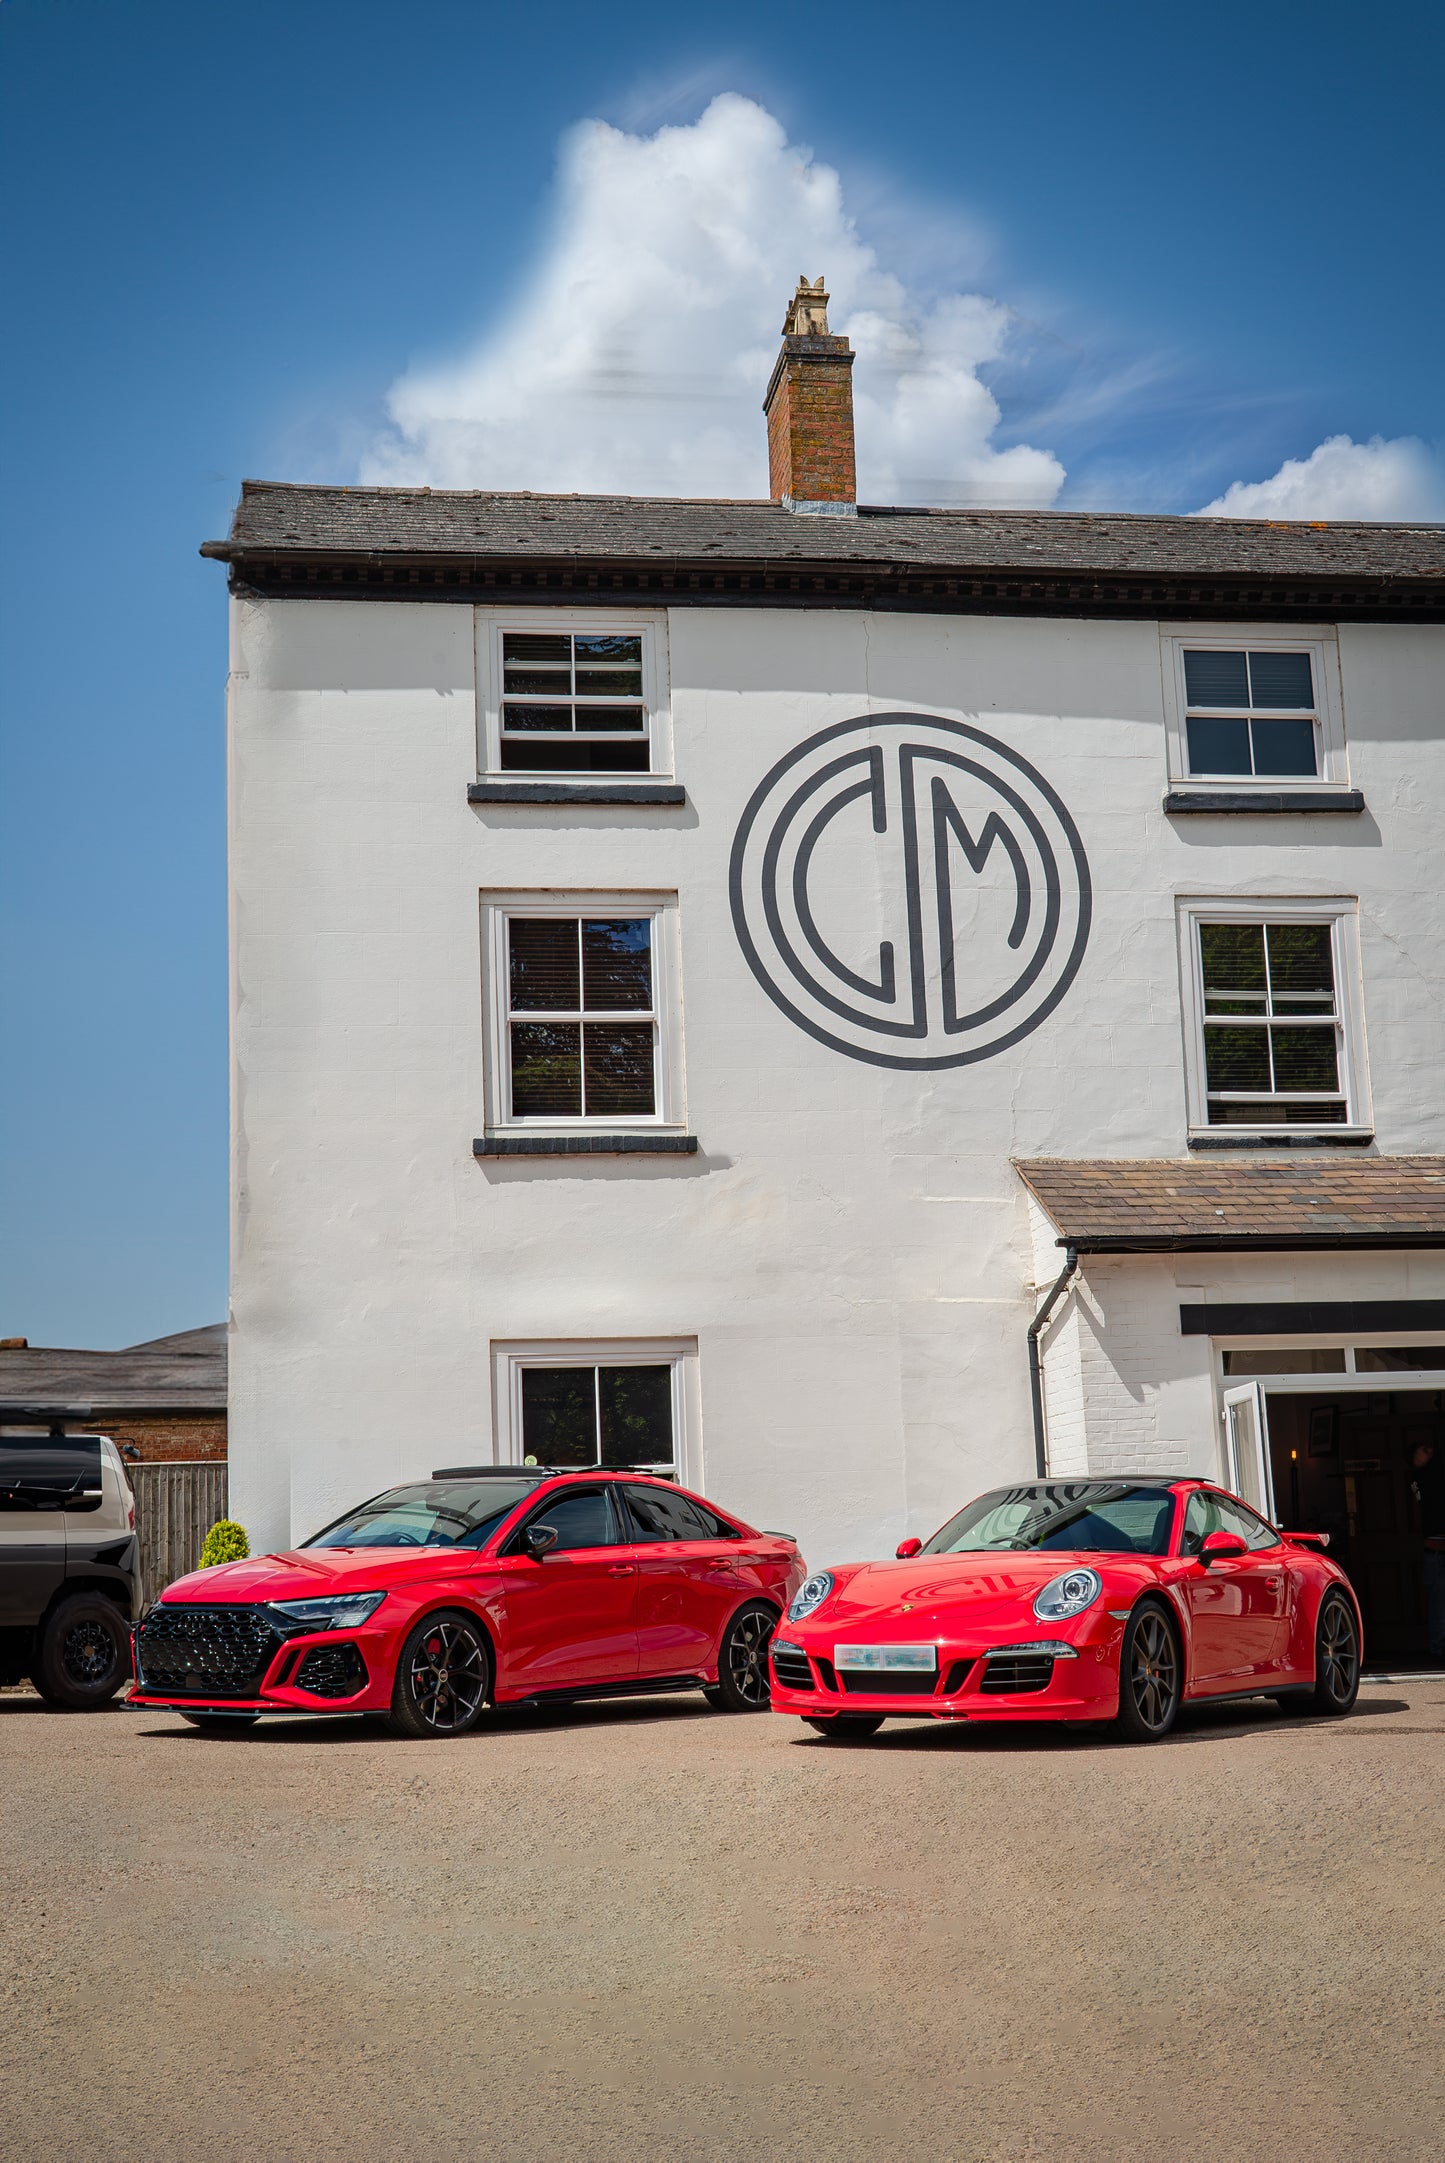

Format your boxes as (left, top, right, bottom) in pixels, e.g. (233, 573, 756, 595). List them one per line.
(1181, 1491, 1280, 1555)
(307, 1479, 539, 1549)
(522, 1488, 621, 1551)
(622, 1484, 711, 1542)
(0, 1438, 102, 1514)
(923, 1482, 1176, 1557)
(682, 1499, 741, 1539)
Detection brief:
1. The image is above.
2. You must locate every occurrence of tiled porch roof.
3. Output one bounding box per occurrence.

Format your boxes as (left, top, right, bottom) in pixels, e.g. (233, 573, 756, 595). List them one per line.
(1013, 1158, 1445, 1252)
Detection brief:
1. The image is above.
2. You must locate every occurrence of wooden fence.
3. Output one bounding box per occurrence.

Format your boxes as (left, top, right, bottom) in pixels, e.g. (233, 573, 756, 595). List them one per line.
(132, 1460, 229, 1602)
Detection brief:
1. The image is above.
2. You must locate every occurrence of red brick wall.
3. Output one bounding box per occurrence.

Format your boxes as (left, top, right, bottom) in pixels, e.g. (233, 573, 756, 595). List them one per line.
(91, 1411, 227, 1463)
(766, 349, 857, 504)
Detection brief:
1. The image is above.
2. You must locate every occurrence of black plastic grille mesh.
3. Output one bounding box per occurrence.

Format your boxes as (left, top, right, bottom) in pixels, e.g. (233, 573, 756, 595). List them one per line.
(840, 1669, 938, 1696)
(136, 1605, 280, 1698)
(980, 1654, 1055, 1695)
(295, 1644, 368, 1699)
(769, 1643, 814, 1690)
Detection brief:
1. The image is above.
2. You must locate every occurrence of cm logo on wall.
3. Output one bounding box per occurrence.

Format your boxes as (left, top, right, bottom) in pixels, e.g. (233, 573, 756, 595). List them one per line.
(729, 713, 1091, 1071)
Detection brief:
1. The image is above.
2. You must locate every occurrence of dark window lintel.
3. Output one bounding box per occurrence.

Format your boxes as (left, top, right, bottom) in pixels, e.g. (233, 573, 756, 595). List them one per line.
(1181, 1299, 1445, 1337)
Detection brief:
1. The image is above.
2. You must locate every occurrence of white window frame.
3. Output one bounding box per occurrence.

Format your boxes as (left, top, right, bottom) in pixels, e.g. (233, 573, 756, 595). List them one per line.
(480, 891, 685, 1133)
(1160, 625, 1348, 791)
(1176, 895, 1372, 1140)
(491, 1338, 700, 1485)
(475, 607, 672, 779)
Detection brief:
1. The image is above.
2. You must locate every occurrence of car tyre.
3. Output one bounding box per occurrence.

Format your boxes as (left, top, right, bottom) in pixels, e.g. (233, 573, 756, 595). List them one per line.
(704, 1602, 777, 1713)
(387, 1610, 492, 1739)
(1300, 1589, 1360, 1717)
(31, 1593, 131, 1710)
(1112, 1598, 1182, 1744)
(803, 1715, 885, 1741)
(180, 1713, 260, 1733)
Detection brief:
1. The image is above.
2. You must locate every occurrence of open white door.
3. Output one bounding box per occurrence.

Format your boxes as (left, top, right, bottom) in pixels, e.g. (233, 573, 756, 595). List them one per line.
(1222, 1381, 1276, 1519)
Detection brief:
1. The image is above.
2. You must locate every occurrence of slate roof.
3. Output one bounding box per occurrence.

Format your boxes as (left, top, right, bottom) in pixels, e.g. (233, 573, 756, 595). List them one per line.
(1014, 1159, 1445, 1252)
(206, 482, 1445, 583)
(0, 1323, 227, 1412)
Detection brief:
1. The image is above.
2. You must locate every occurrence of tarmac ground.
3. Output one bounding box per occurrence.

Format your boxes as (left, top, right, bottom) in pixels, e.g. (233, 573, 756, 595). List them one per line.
(2, 1678, 1441, 2163)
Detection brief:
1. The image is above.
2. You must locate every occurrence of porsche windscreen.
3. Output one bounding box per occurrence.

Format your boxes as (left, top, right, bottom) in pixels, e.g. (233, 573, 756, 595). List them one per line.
(922, 1482, 1176, 1557)
(305, 1479, 539, 1550)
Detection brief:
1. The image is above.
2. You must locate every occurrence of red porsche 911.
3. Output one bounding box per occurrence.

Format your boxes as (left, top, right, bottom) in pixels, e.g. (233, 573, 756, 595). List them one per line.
(129, 1467, 805, 1737)
(769, 1477, 1362, 1743)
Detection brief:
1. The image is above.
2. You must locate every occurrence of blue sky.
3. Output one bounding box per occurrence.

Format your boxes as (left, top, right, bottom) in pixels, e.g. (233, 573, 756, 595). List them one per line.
(2, 0, 1441, 1346)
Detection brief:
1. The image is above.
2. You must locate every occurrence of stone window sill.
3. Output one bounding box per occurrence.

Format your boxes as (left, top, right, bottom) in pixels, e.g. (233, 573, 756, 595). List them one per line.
(1187, 1129, 1375, 1150)
(474, 1133, 698, 1158)
(468, 781, 686, 807)
(1164, 788, 1364, 815)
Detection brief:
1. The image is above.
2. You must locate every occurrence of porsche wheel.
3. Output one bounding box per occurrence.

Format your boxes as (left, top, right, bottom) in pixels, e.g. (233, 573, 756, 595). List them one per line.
(1302, 1590, 1360, 1717)
(1112, 1600, 1181, 1743)
(803, 1715, 885, 1741)
(388, 1611, 492, 1739)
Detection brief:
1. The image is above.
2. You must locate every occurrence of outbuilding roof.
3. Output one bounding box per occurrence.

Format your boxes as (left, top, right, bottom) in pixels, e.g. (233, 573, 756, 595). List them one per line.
(204, 484, 1445, 621)
(1014, 1158, 1445, 1252)
(0, 1323, 227, 1413)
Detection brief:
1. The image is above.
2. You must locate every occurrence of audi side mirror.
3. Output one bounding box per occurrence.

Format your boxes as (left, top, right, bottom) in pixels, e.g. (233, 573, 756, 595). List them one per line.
(523, 1523, 559, 1559)
(896, 1536, 923, 1559)
(1198, 1530, 1248, 1565)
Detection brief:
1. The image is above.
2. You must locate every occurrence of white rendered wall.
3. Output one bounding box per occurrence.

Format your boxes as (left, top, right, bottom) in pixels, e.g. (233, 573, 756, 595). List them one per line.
(228, 598, 1445, 1559)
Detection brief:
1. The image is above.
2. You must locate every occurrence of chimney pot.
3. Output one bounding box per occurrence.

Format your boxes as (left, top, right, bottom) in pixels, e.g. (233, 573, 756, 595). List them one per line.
(764, 275, 857, 517)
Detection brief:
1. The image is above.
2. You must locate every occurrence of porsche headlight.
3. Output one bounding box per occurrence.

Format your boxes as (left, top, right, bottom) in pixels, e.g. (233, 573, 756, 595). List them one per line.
(269, 1591, 387, 1632)
(787, 1572, 835, 1622)
(1032, 1568, 1101, 1622)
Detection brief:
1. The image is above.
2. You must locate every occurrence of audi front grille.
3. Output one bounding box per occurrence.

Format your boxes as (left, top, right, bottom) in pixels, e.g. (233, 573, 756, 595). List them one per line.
(135, 1605, 282, 1698)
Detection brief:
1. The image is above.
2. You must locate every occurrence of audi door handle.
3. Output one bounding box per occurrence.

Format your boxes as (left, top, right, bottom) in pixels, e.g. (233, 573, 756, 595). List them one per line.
(607, 1565, 636, 1577)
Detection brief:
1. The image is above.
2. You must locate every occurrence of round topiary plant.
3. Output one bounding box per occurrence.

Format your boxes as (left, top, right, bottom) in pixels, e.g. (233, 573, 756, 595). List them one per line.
(197, 1519, 250, 1569)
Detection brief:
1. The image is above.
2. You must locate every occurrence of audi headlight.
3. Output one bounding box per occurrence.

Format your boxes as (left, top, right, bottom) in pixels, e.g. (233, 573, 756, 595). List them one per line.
(1032, 1568, 1101, 1622)
(269, 1591, 387, 1632)
(787, 1572, 835, 1622)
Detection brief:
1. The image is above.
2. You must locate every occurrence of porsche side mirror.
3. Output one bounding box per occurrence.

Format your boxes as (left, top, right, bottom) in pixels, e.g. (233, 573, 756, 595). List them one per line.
(896, 1536, 923, 1559)
(523, 1523, 559, 1559)
(1198, 1530, 1248, 1565)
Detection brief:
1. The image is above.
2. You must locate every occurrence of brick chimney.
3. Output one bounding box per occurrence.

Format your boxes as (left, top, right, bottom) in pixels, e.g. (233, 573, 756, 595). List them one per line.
(763, 276, 857, 516)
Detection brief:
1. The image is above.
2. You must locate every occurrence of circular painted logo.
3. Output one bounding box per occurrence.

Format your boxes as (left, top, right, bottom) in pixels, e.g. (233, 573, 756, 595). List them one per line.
(729, 712, 1092, 1071)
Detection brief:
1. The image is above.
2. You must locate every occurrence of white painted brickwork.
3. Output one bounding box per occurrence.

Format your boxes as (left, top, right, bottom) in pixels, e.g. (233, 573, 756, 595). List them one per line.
(227, 598, 1445, 1555)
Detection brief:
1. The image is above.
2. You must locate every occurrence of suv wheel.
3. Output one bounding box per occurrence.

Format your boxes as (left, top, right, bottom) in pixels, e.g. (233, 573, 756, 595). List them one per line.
(32, 1594, 131, 1710)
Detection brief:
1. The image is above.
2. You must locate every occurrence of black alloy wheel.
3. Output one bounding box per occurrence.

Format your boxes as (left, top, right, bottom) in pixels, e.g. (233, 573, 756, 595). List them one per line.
(803, 1715, 886, 1741)
(1305, 1591, 1360, 1717)
(1113, 1601, 1182, 1743)
(388, 1611, 492, 1739)
(32, 1594, 131, 1710)
(704, 1602, 777, 1712)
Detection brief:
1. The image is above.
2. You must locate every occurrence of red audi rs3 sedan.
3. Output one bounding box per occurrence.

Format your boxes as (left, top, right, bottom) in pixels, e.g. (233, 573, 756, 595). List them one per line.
(770, 1477, 1362, 1743)
(129, 1468, 805, 1737)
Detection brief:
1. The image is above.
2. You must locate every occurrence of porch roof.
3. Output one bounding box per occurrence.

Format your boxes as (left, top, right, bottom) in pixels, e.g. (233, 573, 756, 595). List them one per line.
(1013, 1157, 1445, 1253)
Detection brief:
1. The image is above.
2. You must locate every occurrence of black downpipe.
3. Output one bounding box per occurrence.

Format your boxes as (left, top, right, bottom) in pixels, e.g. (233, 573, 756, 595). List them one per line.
(1028, 1244, 1079, 1479)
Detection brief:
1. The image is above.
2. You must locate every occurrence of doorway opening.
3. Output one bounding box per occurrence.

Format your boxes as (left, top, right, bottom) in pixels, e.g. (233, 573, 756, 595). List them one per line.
(1264, 1389, 1443, 1663)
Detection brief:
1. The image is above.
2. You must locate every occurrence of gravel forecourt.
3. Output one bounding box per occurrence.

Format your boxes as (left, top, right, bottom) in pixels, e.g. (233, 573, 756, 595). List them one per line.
(2, 1680, 1441, 2162)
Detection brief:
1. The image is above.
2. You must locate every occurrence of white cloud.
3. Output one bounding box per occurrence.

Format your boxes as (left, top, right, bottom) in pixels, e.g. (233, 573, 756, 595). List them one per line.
(362, 94, 1064, 509)
(1196, 433, 1445, 520)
